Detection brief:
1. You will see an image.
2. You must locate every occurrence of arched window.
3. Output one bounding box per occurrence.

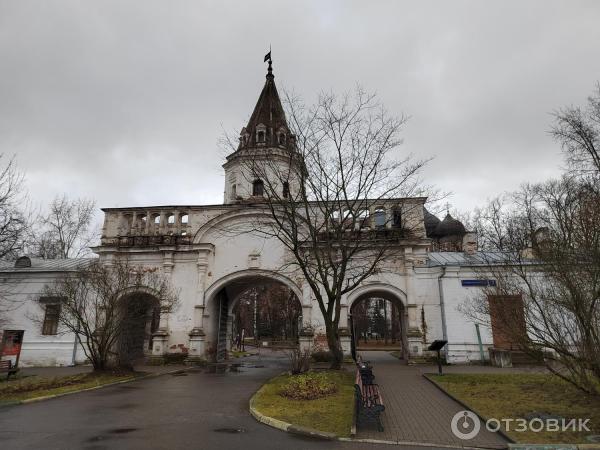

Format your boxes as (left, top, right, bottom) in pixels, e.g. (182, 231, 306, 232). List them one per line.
(231, 184, 237, 200)
(167, 214, 175, 225)
(153, 214, 160, 225)
(180, 213, 189, 225)
(257, 131, 265, 143)
(282, 182, 290, 198)
(278, 133, 286, 145)
(252, 179, 264, 196)
(373, 208, 386, 229)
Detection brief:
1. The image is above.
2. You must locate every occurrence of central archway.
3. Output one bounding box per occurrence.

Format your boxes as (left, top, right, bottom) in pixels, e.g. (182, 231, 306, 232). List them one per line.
(204, 270, 303, 362)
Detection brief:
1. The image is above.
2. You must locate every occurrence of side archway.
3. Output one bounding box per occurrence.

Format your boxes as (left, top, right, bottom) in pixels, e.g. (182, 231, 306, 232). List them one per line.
(116, 290, 162, 367)
(347, 283, 408, 359)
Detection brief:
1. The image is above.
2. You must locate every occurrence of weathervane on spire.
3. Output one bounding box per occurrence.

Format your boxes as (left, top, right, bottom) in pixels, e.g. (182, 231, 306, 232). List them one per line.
(264, 46, 273, 77)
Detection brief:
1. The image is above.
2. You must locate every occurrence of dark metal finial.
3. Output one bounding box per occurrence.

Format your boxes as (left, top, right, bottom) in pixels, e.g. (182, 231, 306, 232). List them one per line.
(264, 46, 273, 79)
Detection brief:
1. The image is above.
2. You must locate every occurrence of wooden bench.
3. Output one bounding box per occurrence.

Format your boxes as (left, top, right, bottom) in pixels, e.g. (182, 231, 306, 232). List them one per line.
(0, 360, 19, 380)
(354, 368, 385, 431)
(356, 355, 375, 385)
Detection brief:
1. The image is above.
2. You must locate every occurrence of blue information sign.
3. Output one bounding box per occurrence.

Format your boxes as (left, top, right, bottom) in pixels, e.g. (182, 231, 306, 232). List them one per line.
(461, 279, 496, 287)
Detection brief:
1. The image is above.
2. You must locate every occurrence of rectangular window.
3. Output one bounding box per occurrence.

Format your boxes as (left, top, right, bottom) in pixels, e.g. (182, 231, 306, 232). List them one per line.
(42, 304, 61, 335)
(392, 210, 402, 228)
(252, 180, 264, 196)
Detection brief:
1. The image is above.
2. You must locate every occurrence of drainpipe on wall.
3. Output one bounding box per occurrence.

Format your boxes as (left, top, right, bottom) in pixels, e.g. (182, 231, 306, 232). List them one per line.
(70, 332, 79, 366)
(437, 267, 449, 359)
(70, 316, 82, 366)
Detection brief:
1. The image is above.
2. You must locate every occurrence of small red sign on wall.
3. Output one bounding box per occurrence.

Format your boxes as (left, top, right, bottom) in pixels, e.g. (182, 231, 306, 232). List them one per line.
(1, 330, 25, 367)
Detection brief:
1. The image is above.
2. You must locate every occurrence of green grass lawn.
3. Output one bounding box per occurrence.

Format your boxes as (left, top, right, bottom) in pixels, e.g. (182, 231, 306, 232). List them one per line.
(429, 373, 600, 444)
(252, 370, 355, 437)
(0, 372, 139, 403)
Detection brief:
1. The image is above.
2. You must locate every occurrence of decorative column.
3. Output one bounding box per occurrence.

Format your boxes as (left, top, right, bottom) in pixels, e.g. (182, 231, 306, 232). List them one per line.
(116, 211, 124, 235)
(172, 209, 180, 234)
(186, 252, 210, 364)
(338, 300, 352, 356)
(299, 305, 314, 353)
(403, 247, 423, 359)
(159, 212, 167, 234)
(299, 282, 314, 353)
(162, 251, 174, 275)
(144, 210, 151, 234)
(186, 305, 206, 364)
(406, 304, 423, 358)
(299, 325, 314, 354)
(148, 252, 174, 364)
(149, 312, 170, 364)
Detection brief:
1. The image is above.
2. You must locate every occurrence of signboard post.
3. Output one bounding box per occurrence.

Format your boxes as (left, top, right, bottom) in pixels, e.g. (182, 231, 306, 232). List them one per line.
(428, 339, 448, 376)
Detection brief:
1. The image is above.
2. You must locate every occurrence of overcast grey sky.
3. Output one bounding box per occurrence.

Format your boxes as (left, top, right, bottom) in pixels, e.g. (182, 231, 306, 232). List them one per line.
(1, 1, 599, 217)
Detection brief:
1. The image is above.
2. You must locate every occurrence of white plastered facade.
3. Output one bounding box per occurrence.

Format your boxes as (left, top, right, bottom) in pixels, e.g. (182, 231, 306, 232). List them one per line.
(0, 67, 499, 367)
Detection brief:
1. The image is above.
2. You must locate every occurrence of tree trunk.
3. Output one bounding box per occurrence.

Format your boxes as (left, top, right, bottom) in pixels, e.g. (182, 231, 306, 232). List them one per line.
(324, 320, 344, 369)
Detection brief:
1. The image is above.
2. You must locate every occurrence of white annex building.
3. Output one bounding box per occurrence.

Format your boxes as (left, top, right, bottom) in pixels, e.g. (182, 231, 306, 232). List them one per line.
(1, 63, 502, 367)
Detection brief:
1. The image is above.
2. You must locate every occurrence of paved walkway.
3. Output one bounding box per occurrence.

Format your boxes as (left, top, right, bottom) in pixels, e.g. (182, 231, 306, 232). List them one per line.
(356, 351, 508, 448)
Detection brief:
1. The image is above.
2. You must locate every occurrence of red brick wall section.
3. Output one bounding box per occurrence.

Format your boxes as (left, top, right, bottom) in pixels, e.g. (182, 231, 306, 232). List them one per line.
(487, 295, 526, 350)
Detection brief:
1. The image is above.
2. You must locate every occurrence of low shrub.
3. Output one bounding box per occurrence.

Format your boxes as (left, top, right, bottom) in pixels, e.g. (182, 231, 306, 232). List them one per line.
(164, 352, 188, 365)
(280, 371, 338, 400)
(287, 348, 311, 374)
(311, 350, 333, 362)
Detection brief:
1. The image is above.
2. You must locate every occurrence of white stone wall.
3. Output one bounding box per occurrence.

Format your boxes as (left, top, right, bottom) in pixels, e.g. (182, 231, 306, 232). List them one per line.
(438, 267, 494, 363)
(1, 272, 87, 367)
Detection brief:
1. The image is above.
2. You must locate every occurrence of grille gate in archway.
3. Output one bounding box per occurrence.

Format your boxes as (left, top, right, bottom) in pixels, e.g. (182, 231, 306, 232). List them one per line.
(213, 279, 302, 363)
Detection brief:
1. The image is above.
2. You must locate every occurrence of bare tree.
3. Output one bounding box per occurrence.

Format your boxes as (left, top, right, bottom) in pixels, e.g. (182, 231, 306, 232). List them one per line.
(551, 83, 600, 175)
(462, 85, 600, 396)
(230, 87, 430, 368)
(0, 155, 28, 260)
(34, 259, 179, 371)
(32, 194, 98, 259)
(0, 155, 30, 328)
(461, 176, 600, 397)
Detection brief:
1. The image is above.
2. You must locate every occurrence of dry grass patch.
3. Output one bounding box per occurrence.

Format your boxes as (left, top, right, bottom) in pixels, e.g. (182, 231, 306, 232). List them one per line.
(429, 373, 600, 444)
(252, 370, 354, 437)
(0, 371, 139, 403)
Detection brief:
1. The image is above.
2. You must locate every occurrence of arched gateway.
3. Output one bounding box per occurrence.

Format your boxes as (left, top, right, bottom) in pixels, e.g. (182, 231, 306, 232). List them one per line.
(204, 270, 303, 361)
(94, 60, 442, 364)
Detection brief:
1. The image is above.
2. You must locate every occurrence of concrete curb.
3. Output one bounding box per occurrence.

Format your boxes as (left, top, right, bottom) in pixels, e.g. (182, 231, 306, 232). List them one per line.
(423, 373, 515, 445)
(0, 367, 192, 408)
(339, 437, 507, 450)
(508, 446, 595, 450)
(248, 384, 337, 440)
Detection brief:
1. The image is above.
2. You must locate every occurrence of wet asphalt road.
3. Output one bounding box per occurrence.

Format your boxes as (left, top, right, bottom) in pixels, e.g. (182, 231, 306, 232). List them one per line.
(0, 353, 458, 450)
